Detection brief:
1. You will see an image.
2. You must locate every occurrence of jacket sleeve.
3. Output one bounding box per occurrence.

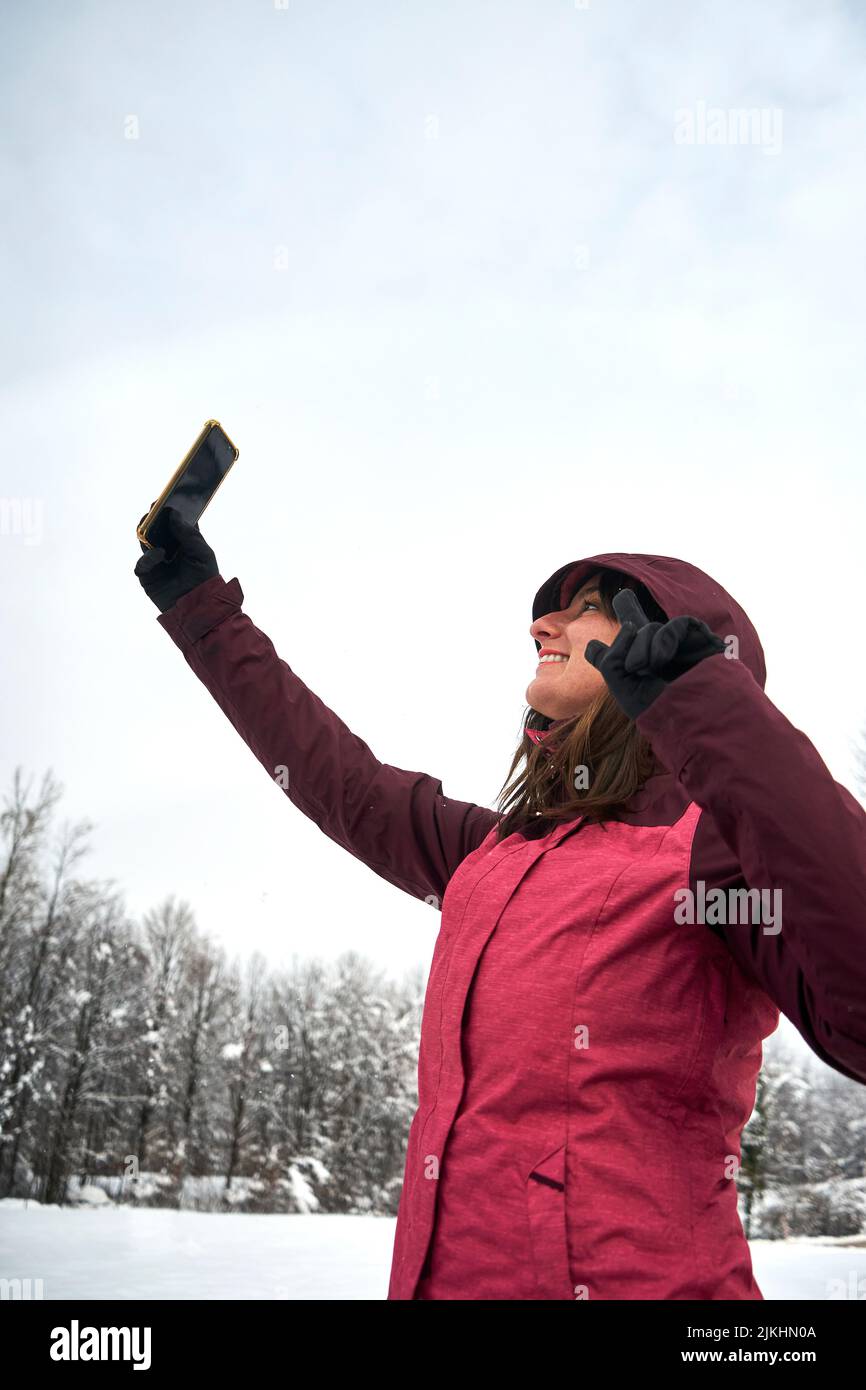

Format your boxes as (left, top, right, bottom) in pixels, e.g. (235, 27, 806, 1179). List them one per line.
(155, 574, 498, 904)
(636, 653, 866, 1085)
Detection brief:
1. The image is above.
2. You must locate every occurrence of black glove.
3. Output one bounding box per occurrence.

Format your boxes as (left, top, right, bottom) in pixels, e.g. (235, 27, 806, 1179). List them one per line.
(584, 589, 726, 721)
(134, 505, 219, 613)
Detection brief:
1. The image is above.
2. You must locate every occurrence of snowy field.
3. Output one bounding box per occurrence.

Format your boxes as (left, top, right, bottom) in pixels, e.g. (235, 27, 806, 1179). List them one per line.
(1, 1201, 865, 1300)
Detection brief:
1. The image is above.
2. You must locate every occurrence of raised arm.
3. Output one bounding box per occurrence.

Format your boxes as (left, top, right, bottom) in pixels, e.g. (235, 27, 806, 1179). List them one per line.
(637, 655, 866, 1084)
(585, 589, 866, 1085)
(151, 570, 497, 904)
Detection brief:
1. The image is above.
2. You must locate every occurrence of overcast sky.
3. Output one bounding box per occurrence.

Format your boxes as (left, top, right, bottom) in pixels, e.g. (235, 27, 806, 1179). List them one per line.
(1, 1, 864, 1076)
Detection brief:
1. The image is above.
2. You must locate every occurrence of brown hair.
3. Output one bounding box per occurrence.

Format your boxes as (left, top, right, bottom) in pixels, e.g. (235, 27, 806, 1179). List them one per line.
(495, 568, 667, 842)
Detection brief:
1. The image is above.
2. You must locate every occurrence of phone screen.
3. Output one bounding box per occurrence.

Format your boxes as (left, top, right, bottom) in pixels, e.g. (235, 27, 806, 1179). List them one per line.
(146, 424, 237, 555)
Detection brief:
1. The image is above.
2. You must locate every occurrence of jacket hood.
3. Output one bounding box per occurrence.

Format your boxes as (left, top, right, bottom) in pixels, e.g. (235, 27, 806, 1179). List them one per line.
(531, 551, 765, 689)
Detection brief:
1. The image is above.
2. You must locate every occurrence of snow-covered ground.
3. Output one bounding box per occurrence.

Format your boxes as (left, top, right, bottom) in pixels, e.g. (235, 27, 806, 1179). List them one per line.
(1, 1201, 864, 1299)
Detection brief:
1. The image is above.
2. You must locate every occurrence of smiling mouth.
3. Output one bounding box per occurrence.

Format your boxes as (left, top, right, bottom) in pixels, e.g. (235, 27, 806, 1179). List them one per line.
(536, 656, 568, 670)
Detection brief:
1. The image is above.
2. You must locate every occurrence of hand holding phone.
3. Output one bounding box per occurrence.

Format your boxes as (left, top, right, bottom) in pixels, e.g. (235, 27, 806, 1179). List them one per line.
(134, 506, 220, 613)
(134, 419, 238, 612)
(136, 419, 238, 561)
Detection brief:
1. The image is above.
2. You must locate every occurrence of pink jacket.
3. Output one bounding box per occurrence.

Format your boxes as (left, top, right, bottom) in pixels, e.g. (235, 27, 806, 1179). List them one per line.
(156, 551, 866, 1299)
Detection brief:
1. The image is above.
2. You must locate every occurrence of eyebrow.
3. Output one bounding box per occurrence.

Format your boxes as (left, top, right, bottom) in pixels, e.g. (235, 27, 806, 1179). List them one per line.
(570, 585, 600, 604)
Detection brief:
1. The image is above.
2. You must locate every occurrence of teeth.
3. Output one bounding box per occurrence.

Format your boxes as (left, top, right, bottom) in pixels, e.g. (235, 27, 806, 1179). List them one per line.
(539, 654, 567, 664)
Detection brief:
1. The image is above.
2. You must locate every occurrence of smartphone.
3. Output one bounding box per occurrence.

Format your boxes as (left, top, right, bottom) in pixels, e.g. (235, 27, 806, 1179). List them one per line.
(136, 420, 239, 558)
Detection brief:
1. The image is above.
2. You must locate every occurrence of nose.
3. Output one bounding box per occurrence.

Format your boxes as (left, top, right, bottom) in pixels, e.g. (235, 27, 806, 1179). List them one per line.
(530, 609, 567, 647)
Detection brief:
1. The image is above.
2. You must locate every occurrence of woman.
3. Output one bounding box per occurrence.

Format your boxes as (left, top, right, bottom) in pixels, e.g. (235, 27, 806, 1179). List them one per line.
(136, 511, 866, 1300)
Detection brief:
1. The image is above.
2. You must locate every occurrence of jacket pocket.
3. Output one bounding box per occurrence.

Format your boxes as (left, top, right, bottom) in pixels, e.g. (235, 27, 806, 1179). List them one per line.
(523, 1141, 575, 1300)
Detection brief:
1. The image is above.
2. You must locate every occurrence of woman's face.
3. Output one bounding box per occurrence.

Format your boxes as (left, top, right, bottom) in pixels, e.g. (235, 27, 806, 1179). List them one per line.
(526, 572, 621, 719)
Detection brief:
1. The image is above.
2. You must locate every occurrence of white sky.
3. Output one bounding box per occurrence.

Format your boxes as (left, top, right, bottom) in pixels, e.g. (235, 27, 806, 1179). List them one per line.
(1, 0, 865, 1078)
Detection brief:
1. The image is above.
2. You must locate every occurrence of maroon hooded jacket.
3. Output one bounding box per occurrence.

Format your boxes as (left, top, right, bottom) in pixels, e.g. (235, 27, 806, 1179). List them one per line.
(156, 551, 866, 1299)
